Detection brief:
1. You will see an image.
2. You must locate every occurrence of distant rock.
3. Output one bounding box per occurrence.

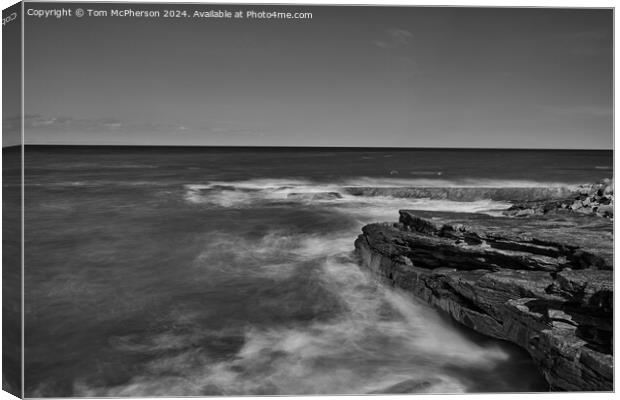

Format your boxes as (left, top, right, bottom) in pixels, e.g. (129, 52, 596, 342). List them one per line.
(344, 186, 576, 202)
(354, 210, 613, 391)
(286, 192, 343, 201)
(504, 179, 614, 219)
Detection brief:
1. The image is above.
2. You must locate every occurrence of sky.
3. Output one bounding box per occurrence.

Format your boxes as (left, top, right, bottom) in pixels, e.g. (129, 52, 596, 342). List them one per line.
(14, 3, 614, 148)
(2, 2, 21, 146)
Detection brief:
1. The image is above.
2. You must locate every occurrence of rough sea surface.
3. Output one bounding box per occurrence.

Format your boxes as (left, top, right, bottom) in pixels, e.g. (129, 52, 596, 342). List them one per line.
(18, 147, 612, 396)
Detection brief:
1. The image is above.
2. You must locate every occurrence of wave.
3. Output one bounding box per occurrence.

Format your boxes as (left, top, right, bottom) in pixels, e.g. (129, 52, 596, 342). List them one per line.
(190, 231, 353, 281)
(340, 178, 580, 201)
(183, 180, 344, 207)
(182, 177, 582, 213)
(343, 186, 576, 202)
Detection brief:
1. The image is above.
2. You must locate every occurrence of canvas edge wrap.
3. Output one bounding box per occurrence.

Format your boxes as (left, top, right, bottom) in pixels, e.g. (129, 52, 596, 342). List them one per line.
(2, 1, 24, 398)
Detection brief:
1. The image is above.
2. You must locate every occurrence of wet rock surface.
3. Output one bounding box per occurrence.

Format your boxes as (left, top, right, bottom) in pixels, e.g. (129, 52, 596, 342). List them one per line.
(354, 210, 613, 391)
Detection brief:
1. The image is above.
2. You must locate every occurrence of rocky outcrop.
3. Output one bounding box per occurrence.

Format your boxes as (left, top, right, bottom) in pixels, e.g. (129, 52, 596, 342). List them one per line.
(504, 179, 614, 219)
(344, 186, 577, 202)
(354, 210, 613, 391)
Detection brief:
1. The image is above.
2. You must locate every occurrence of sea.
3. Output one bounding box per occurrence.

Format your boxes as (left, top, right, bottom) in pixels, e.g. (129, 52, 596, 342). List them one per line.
(9, 147, 613, 396)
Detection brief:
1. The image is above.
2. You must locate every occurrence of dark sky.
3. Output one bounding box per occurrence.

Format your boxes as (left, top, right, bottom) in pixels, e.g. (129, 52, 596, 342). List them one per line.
(21, 4, 613, 148)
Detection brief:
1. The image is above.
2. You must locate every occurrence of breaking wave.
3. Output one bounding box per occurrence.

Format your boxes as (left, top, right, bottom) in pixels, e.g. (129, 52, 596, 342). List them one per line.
(182, 177, 581, 213)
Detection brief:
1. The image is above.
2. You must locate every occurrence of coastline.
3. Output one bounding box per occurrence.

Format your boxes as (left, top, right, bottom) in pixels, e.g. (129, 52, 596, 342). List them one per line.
(353, 182, 614, 391)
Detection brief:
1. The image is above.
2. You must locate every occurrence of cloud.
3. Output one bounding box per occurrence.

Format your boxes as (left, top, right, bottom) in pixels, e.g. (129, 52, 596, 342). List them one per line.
(21, 115, 262, 139)
(198, 124, 263, 137)
(22, 115, 189, 134)
(371, 28, 423, 79)
(373, 28, 413, 49)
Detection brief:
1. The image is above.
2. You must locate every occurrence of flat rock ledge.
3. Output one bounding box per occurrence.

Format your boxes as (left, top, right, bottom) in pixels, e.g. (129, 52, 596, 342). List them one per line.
(354, 210, 613, 391)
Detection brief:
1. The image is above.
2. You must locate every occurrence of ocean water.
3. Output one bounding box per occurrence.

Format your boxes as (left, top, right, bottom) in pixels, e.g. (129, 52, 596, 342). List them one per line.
(19, 147, 612, 396)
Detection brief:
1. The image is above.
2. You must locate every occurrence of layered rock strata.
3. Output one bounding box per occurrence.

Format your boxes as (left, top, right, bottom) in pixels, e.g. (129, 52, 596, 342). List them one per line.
(354, 210, 613, 391)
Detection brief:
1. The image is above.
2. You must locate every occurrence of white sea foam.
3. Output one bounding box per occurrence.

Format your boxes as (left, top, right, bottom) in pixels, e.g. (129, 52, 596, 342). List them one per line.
(70, 229, 520, 396)
(184, 181, 512, 230)
(183, 180, 345, 207)
(181, 178, 540, 216)
(331, 197, 512, 221)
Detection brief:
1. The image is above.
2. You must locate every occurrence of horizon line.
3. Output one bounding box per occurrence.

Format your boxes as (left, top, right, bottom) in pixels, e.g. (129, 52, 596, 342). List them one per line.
(3, 144, 613, 151)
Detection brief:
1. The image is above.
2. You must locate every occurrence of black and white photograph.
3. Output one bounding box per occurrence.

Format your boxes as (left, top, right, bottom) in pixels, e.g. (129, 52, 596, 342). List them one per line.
(1, 0, 615, 397)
